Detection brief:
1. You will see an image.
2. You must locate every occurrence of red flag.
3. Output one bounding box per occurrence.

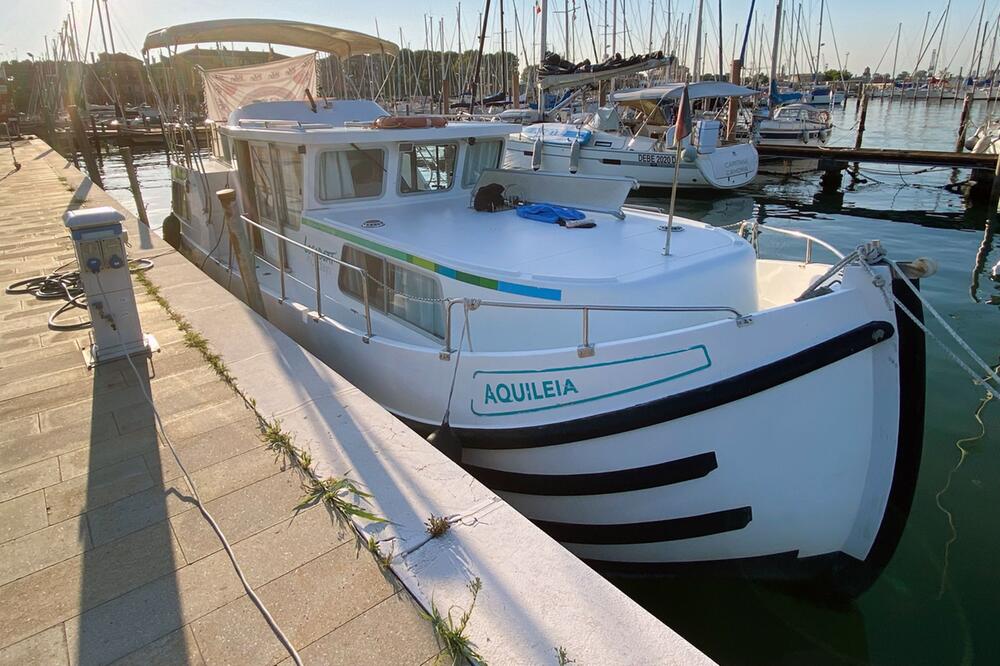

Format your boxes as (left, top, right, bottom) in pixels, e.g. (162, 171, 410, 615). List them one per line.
(675, 83, 692, 141)
(535, 1, 542, 14)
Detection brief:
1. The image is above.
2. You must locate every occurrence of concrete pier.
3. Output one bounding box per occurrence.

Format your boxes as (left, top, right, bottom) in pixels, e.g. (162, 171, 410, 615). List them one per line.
(0, 139, 712, 665)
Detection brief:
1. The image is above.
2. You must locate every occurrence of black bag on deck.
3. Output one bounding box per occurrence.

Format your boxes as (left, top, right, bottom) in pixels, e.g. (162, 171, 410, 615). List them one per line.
(473, 183, 506, 212)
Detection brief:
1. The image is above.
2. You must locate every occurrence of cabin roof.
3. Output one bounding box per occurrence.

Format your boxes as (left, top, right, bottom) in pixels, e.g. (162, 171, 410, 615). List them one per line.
(143, 19, 398, 58)
(220, 100, 517, 143)
(611, 82, 757, 103)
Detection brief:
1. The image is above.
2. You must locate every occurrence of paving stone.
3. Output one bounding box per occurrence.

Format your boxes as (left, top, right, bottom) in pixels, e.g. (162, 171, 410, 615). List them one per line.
(146, 415, 263, 485)
(56, 427, 159, 481)
(113, 380, 235, 435)
(151, 400, 253, 442)
(170, 469, 305, 563)
(0, 415, 123, 474)
(84, 474, 194, 547)
(0, 624, 68, 666)
(0, 515, 90, 587)
(293, 592, 440, 666)
(42, 369, 223, 432)
(0, 521, 184, 648)
(110, 626, 204, 666)
(0, 489, 48, 543)
(43, 456, 154, 523)
(0, 367, 130, 423)
(230, 504, 351, 588)
(0, 459, 60, 502)
(0, 413, 40, 443)
(62, 545, 245, 666)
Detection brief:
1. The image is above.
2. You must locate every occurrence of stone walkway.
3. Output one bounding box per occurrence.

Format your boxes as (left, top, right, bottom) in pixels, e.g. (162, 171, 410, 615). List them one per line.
(0, 140, 440, 665)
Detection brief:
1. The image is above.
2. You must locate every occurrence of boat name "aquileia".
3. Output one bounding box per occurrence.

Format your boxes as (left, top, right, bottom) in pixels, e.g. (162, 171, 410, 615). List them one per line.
(483, 379, 579, 404)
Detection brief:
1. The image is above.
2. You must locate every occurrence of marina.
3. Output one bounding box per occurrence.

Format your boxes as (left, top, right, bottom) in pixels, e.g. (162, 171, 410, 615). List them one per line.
(2, 1, 1000, 665)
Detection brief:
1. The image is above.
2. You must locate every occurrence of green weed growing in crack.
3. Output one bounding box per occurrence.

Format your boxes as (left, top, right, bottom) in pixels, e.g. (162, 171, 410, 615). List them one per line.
(365, 535, 395, 569)
(423, 577, 485, 665)
(297, 476, 387, 525)
(554, 646, 575, 665)
(425, 515, 450, 538)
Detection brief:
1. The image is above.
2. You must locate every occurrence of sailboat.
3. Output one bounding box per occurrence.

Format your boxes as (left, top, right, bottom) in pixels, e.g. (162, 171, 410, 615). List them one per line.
(152, 19, 928, 596)
(753, 0, 834, 173)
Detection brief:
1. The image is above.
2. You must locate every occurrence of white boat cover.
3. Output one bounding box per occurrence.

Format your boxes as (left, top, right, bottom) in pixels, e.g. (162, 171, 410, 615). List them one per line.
(611, 82, 757, 102)
(142, 19, 399, 58)
(202, 52, 317, 122)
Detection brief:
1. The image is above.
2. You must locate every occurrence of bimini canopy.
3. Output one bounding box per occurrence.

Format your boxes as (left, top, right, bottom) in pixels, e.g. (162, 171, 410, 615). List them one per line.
(142, 19, 399, 58)
(611, 82, 757, 103)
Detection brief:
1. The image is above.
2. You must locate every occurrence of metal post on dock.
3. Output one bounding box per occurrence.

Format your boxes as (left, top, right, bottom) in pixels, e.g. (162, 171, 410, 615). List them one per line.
(217, 189, 268, 318)
(120, 147, 150, 227)
(68, 105, 103, 189)
(855, 87, 870, 150)
(956, 93, 973, 153)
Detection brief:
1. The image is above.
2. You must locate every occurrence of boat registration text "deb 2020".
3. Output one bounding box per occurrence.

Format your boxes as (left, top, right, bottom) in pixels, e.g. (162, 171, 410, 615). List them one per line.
(638, 153, 676, 167)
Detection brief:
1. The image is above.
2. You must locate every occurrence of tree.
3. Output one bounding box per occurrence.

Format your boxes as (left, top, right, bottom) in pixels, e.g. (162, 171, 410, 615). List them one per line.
(821, 68, 852, 81)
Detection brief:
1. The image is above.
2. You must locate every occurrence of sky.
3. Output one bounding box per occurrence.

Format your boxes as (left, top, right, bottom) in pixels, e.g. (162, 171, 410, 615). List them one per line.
(2, 0, 999, 76)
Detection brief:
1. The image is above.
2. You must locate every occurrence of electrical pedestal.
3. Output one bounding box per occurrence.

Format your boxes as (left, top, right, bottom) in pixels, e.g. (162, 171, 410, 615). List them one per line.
(62, 207, 158, 368)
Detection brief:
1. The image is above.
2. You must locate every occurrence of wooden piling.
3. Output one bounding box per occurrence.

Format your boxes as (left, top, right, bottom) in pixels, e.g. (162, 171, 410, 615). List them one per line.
(441, 77, 450, 115)
(217, 188, 268, 318)
(89, 115, 101, 155)
(988, 152, 1000, 216)
(855, 84, 863, 112)
(121, 147, 150, 227)
(68, 105, 103, 188)
(727, 59, 743, 140)
(956, 93, 973, 153)
(855, 87, 870, 150)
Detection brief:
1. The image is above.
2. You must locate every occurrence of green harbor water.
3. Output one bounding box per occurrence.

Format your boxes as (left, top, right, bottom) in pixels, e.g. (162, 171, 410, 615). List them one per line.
(92, 97, 999, 665)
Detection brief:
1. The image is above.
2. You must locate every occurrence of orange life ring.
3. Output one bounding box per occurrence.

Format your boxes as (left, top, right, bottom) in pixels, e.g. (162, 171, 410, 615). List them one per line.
(373, 115, 448, 129)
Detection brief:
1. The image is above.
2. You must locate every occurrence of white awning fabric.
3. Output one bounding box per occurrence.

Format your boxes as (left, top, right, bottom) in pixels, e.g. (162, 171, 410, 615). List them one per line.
(202, 52, 317, 122)
(611, 82, 758, 102)
(143, 19, 399, 58)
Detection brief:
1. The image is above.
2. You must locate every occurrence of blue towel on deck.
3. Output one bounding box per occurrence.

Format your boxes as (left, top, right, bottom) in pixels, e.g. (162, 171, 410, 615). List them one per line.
(516, 204, 586, 224)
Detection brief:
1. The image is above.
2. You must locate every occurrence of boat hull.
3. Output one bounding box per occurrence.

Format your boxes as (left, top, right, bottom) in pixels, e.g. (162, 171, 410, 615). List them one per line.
(504, 137, 758, 189)
(176, 211, 922, 596)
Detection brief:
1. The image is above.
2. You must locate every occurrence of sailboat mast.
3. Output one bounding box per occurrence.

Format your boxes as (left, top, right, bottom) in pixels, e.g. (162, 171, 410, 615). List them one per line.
(769, 0, 783, 101)
(717, 0, 723, 78)
(693, 0, 704, 80)
(649, 0, 655, 52)
(813, 0, 824, 81)
(500, 0, 507, 96)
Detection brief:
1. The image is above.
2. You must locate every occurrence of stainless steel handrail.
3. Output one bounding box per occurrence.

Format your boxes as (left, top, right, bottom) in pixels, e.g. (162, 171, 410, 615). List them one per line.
(238, 215, 373, 341)
(739, 222, 846, 262)
(440, 298, 748, 359)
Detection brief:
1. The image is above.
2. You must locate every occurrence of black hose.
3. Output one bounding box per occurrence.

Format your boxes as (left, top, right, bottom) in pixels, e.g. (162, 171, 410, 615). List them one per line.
(5, 259, 154, 331)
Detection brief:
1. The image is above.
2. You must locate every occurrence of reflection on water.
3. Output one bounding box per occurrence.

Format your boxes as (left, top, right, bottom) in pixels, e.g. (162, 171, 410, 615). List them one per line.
(89, 99, 999, 665)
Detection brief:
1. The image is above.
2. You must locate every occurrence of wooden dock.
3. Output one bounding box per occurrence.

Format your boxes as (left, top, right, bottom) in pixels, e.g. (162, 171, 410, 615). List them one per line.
(756, 144, 1000, 169)
(0, 139, 441, 666)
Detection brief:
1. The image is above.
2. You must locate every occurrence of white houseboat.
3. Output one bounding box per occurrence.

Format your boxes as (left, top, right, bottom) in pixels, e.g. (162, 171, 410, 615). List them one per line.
(151, 21, 927, 596)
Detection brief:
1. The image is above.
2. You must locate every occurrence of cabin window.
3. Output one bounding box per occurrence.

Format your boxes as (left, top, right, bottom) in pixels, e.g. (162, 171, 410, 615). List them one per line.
(398, 143, 457, 194)
(246, 142, 302, 231)
(461, 140, 503, 188)
(338, 245, 445, 338)
(318, 149, 385, 201)
(249, 143, 278, 225)
(271, 145, 303, 229)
